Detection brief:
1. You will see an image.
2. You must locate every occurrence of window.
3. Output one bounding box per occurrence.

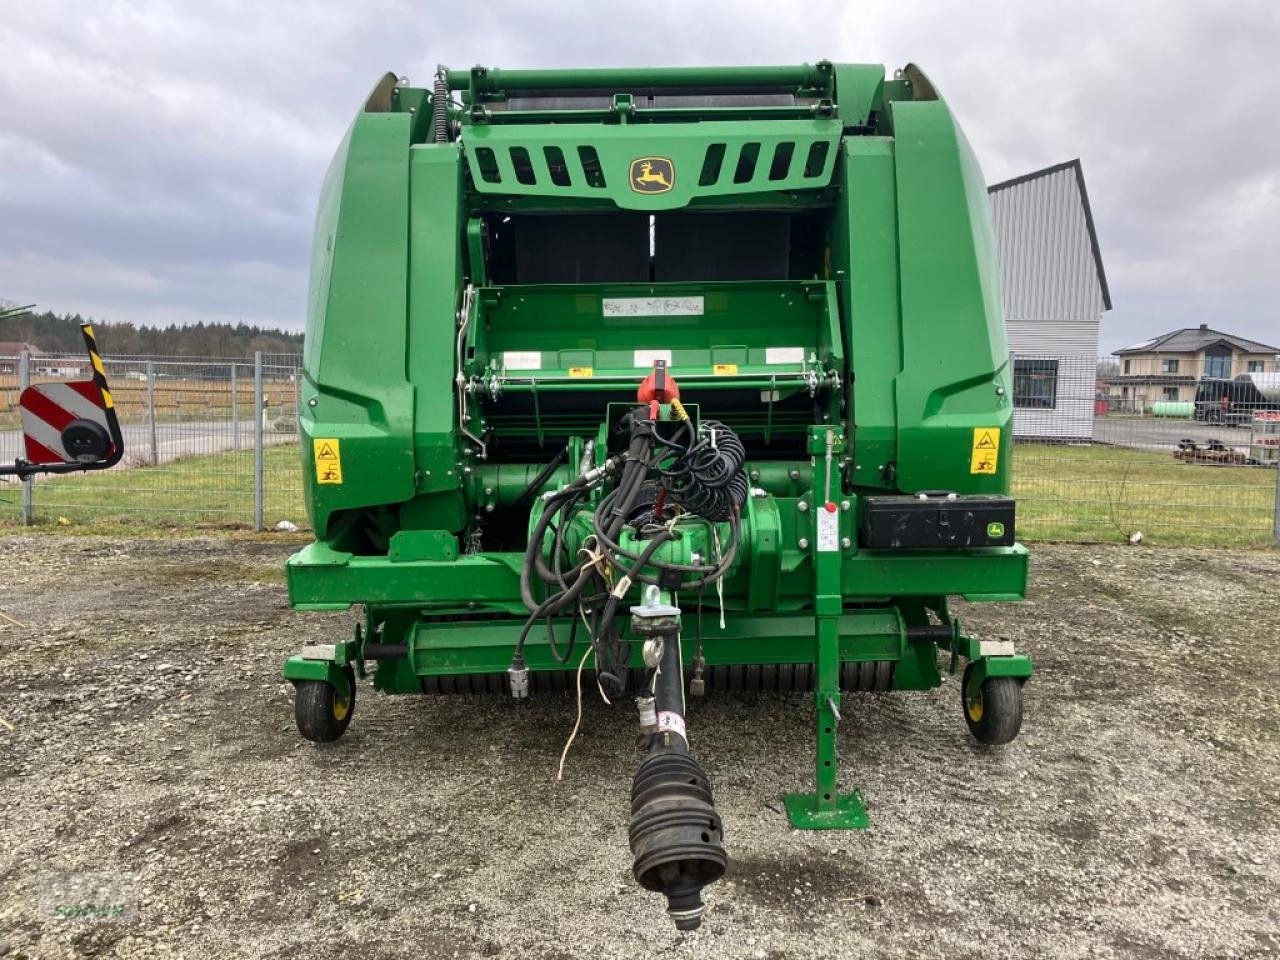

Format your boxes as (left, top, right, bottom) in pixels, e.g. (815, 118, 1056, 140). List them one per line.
(1203, 344, 1231, 379)
(1248, 360, 1266, 373)
(1162, 387, 1180, 401)
(1013, 359, 1059, 409)
(1123, 359, 1131, 374)
(1161, 358, 1179, 373)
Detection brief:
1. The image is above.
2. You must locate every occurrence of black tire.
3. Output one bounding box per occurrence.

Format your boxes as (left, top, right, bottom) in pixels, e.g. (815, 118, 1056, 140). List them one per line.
(961, 663, 1022, 745)
(295, 665, 356, 743)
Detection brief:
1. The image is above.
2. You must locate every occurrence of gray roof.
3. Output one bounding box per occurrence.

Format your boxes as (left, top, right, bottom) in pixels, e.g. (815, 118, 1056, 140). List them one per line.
(1114, 326, 1280, 356)
(988, 159, 1111, 320)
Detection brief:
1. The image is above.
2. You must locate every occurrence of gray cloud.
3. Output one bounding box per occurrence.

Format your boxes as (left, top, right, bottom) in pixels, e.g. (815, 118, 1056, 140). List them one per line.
(2, 0, 1277, 355)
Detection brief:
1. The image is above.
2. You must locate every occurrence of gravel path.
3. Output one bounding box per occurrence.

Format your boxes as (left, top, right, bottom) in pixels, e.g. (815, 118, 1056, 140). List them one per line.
(1, 536, 1277, 959)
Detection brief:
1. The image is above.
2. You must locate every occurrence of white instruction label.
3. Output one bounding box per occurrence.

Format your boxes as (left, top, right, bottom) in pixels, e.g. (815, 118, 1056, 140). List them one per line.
(502, 351, 542, 370)
(816, 506, 840, 552)
(656, 711, 687, 741)
(765, 346, 805, 365)
(634, 349, 673, 368)
(603, 297, 704, 317)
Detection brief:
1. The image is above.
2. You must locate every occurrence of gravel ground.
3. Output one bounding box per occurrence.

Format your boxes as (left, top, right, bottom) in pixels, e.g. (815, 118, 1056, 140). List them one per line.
(1, 536, 1277, 959)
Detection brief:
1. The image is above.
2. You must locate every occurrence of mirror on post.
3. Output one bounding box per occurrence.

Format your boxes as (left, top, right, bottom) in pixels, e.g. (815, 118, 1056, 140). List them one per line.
(0, 324, 125, 479)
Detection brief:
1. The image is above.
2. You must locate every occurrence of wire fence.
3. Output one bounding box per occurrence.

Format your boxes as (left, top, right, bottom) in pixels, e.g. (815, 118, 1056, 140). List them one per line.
(1012, 353, 1279, 546)
(2, 350, 1277, 545)
(1, 351, 305, 530)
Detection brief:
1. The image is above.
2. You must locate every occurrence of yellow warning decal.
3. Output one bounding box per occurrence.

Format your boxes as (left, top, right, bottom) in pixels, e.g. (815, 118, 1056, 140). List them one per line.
(314, 438, 343, 485)
(568, 367, 594, 378)
(712, 363, 738, 376)
(970, 427, 1000, 475)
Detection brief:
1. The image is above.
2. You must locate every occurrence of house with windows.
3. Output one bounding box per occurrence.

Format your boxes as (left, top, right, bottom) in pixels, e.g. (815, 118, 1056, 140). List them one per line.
(1106, 326, 1279, 406)
(988, 160, 1111, 439)
(0, 341, 40, 375)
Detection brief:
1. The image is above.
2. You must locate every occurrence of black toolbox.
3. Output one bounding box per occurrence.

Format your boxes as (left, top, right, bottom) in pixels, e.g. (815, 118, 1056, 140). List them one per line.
(860, 492, 1016, 550)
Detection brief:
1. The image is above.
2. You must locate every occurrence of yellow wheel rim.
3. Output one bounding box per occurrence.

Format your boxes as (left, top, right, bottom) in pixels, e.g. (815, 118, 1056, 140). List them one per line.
(332, 694, 350, 721)
(966, 686, 983, 723)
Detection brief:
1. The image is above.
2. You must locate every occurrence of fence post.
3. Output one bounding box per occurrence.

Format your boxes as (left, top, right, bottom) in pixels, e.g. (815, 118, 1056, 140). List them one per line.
(230, 363, 239, 451)
(254, 351, 264, 531)
(18, 349, 32, 525)
(1274, 460, 1280, 546)
(146, 360, 159, 467)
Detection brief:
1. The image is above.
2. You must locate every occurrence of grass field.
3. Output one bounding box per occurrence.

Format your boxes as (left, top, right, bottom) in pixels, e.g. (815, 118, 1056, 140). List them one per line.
(1014, 442, 1276, 546)
(0, 443, 306, 532)
(1, 441, 1275, 546)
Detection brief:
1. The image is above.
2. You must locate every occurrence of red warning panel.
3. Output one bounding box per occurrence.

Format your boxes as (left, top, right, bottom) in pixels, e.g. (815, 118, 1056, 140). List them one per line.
(19, 381, 113, 464)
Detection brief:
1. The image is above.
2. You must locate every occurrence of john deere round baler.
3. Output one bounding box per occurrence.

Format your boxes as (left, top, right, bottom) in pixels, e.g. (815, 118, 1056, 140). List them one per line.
(284, 61, 1032, 929)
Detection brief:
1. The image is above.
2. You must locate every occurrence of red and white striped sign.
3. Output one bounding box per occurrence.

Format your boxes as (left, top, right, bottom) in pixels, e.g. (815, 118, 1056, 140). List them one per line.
(19, 381, 113, 464)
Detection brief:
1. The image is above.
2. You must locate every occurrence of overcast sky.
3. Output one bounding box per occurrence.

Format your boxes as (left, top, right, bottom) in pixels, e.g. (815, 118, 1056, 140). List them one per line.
(1, 0, 1277, 355)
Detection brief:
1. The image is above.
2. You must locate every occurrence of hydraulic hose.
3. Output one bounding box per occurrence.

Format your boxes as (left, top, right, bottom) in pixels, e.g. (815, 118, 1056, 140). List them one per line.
(513, 445, 569, 512)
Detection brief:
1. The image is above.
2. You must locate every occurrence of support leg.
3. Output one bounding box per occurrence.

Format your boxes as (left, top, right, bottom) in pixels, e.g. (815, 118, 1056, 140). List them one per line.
(784, 608, 869, 829)
(785, 426, 868, 830)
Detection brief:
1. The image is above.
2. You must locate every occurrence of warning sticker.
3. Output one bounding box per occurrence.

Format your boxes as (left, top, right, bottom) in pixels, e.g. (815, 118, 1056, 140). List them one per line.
(816, 505, 840, 552)
(313, 438, 343, 485)
(656, 711, 687, 741)
(969, 427, 1000, 475)
(568, 366, 594, 378)
(712, 363, 738, 376)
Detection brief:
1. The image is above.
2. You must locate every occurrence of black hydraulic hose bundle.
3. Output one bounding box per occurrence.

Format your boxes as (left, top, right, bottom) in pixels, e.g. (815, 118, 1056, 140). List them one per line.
(511, 408, 747, 687)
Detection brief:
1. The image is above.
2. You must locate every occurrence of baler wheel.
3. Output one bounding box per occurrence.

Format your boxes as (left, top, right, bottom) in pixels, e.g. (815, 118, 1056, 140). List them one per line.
(295, 665, 356, 743)
(961, 664, 1022, 745)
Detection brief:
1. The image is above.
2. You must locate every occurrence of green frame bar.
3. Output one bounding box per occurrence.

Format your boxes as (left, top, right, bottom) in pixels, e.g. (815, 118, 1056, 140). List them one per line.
(451, 64, 833, 95)
(286, 541, 1028, 611)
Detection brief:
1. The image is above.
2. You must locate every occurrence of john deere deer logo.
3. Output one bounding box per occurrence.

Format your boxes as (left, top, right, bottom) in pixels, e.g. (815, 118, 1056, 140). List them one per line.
(630, 157, 674, 194)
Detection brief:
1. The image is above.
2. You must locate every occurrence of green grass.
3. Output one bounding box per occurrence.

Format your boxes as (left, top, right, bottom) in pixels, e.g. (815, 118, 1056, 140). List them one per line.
(1014, 443, 1276, 546)
(0, 443, 306, 533)
(1, 441, 1274, 547)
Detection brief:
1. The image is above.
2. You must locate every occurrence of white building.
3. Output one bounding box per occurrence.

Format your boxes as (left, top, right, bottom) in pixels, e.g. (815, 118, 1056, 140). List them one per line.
(988, 160, 1112, 439)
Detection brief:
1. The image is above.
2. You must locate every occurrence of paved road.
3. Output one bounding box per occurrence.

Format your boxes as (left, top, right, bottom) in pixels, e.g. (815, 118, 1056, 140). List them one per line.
(0, 418, 296, 468)
(1094, 415, 1256, 452)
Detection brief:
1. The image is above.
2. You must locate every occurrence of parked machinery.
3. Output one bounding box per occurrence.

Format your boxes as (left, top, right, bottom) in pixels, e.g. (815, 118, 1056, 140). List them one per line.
(283, 61, 1033, 928)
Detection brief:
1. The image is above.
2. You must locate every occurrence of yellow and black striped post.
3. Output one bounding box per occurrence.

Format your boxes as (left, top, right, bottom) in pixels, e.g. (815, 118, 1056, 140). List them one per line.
(79, 323, 125, 468)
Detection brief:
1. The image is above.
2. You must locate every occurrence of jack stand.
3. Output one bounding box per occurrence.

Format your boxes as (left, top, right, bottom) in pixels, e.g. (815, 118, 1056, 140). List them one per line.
(786, 425, 868, 830)
(783, 638, 869, 829)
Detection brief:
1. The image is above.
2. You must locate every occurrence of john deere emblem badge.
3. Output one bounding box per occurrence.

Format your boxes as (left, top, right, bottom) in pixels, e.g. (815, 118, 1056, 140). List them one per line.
(630, 157, 674, 194)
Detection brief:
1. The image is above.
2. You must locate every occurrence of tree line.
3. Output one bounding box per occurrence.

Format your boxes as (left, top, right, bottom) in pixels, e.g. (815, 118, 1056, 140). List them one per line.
(0, 307, 303, 358)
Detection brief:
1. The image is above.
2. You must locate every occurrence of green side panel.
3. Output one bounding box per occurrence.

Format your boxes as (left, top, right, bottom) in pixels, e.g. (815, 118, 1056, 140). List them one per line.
(835, 138, 901, 490)
(405, 144, 467, 530)
(302, 111, 417, 537)
(831, 63, 886, 127)
(890, 97, 1013, 494)
(462, 119, 841, 210)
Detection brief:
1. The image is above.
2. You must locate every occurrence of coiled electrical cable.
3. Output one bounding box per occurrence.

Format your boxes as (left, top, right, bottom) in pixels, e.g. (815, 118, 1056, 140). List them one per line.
(658, 419, 747, 522)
